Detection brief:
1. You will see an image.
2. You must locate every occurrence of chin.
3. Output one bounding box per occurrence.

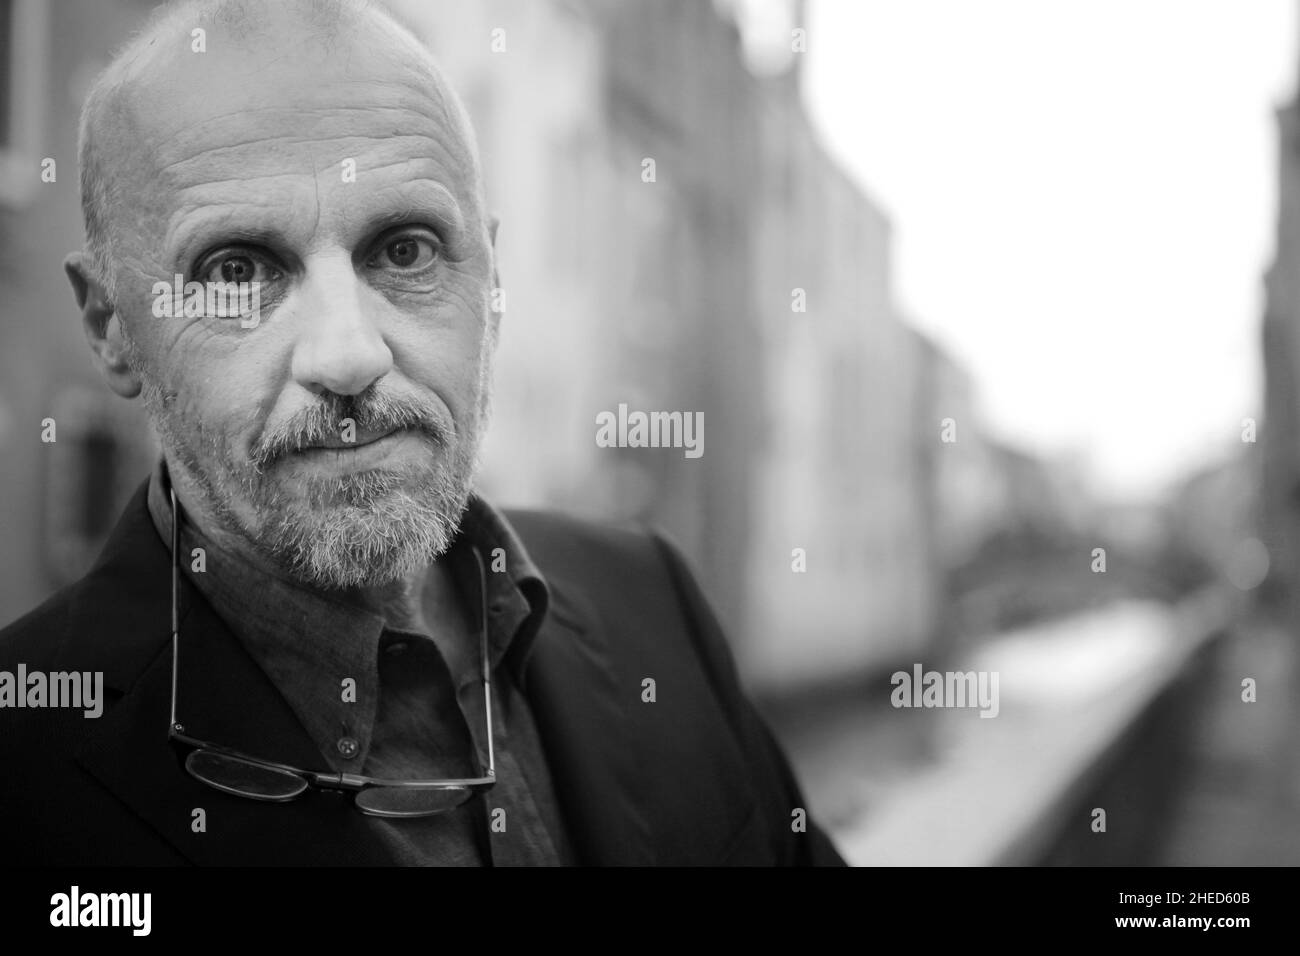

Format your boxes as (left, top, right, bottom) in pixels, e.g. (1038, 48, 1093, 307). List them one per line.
(255, 483, 465, 590)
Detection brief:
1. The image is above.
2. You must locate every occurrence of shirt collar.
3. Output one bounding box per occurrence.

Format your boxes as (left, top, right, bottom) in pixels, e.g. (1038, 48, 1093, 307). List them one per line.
(144, 457, 550, 768)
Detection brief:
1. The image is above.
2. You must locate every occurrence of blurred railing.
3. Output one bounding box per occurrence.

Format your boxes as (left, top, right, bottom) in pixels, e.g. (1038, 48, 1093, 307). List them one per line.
(1005, 588, 1231, 866)
(832, 588, 1233, 866)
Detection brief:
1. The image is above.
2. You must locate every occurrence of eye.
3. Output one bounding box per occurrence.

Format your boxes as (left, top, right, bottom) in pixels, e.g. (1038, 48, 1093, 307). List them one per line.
(197, 250, 281, 286)
(367, 230, 440, 271)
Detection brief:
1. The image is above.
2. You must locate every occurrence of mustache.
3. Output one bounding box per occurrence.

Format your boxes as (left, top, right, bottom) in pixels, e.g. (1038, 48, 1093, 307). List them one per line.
(249, 388, 454, 469)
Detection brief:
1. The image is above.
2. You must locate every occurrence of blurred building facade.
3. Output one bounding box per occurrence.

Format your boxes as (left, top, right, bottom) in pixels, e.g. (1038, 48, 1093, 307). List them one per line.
(1262, 40, 1300, 619)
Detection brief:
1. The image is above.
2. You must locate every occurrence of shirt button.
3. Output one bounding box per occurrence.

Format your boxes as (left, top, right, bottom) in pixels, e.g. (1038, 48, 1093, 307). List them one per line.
(336, 736, 360, 759)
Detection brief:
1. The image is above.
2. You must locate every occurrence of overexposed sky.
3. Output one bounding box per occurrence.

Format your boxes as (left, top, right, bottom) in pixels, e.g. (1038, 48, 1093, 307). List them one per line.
(802, 0, 1296, 500)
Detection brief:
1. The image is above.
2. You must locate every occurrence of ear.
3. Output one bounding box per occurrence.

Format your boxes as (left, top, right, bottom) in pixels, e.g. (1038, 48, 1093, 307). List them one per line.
(488, 213, 500, 287)
(65, 251, 141, 399)
(487, 214, 502, 335)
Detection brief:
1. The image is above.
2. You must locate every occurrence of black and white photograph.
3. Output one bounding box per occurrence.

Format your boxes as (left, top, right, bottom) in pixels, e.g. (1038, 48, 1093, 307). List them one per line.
(0, 0, 1294, 934)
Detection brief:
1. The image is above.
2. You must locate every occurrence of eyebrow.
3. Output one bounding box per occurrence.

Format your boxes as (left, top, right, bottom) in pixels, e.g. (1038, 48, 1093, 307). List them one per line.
(367, 178, 467, 241)
(164, 177, 468, 274)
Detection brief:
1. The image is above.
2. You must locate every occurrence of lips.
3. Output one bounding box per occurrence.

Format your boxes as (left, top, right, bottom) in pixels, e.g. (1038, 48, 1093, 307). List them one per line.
(299, 425, 402, 451)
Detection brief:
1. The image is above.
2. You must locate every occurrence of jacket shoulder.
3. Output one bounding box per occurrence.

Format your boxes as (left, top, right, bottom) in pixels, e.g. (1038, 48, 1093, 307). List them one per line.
(506, 504, 689, 592)
(501, 503, 716, 638)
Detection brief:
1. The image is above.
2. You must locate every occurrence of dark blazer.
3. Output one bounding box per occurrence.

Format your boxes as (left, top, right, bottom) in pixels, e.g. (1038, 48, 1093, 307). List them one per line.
(0, 481, 845, 866)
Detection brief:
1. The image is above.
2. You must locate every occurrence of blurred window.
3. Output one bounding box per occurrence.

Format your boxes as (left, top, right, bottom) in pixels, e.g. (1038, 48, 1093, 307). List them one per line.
(0, 0, 12, 150)
(0, 0, 45, 207)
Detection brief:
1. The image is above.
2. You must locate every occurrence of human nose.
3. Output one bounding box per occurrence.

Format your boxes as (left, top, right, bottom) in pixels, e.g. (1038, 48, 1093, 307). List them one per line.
(289, 255, 393, 396)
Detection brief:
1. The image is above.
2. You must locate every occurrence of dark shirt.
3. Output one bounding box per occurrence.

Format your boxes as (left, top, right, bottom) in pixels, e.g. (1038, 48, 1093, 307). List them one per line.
(145, 458, 576, 865)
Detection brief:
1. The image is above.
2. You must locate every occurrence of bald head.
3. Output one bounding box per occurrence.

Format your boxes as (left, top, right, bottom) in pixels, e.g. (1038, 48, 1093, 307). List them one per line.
(78, 0, 484, 306)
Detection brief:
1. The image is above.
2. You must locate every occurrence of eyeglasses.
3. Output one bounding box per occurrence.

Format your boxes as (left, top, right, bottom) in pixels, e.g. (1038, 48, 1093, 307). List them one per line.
(167, 485, 496, 818)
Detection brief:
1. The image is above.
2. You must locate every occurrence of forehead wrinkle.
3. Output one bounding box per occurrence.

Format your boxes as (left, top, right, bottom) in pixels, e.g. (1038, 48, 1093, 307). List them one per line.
(156, 132, 472, 193)
(152, 112, 452, 172)
(164, 152, 470, 224)
(144, 72, 460, 159)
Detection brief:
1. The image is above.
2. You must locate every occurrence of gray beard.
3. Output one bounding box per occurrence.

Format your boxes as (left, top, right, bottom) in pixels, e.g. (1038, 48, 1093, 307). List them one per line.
(235, 443, 477, 589)
(138, 378, 484, 591)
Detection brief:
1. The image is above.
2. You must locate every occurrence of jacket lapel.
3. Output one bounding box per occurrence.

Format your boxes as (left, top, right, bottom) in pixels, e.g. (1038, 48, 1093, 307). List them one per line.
(517, 579, 656, 865)
(69, 483, 399, 865)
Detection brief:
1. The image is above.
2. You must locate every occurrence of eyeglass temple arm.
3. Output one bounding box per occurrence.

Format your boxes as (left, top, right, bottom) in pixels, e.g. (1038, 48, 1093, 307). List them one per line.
(475, 545, 495, 779)
(304, 771, 493, 791)
(169, 485, 181, 735)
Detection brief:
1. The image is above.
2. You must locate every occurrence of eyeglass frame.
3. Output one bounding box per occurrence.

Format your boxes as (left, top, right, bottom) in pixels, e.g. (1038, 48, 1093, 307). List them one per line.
(166, 484, 497, 815)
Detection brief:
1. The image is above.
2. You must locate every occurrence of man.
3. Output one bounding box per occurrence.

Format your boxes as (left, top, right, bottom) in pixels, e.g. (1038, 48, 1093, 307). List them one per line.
(0, 0, 844, 866)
